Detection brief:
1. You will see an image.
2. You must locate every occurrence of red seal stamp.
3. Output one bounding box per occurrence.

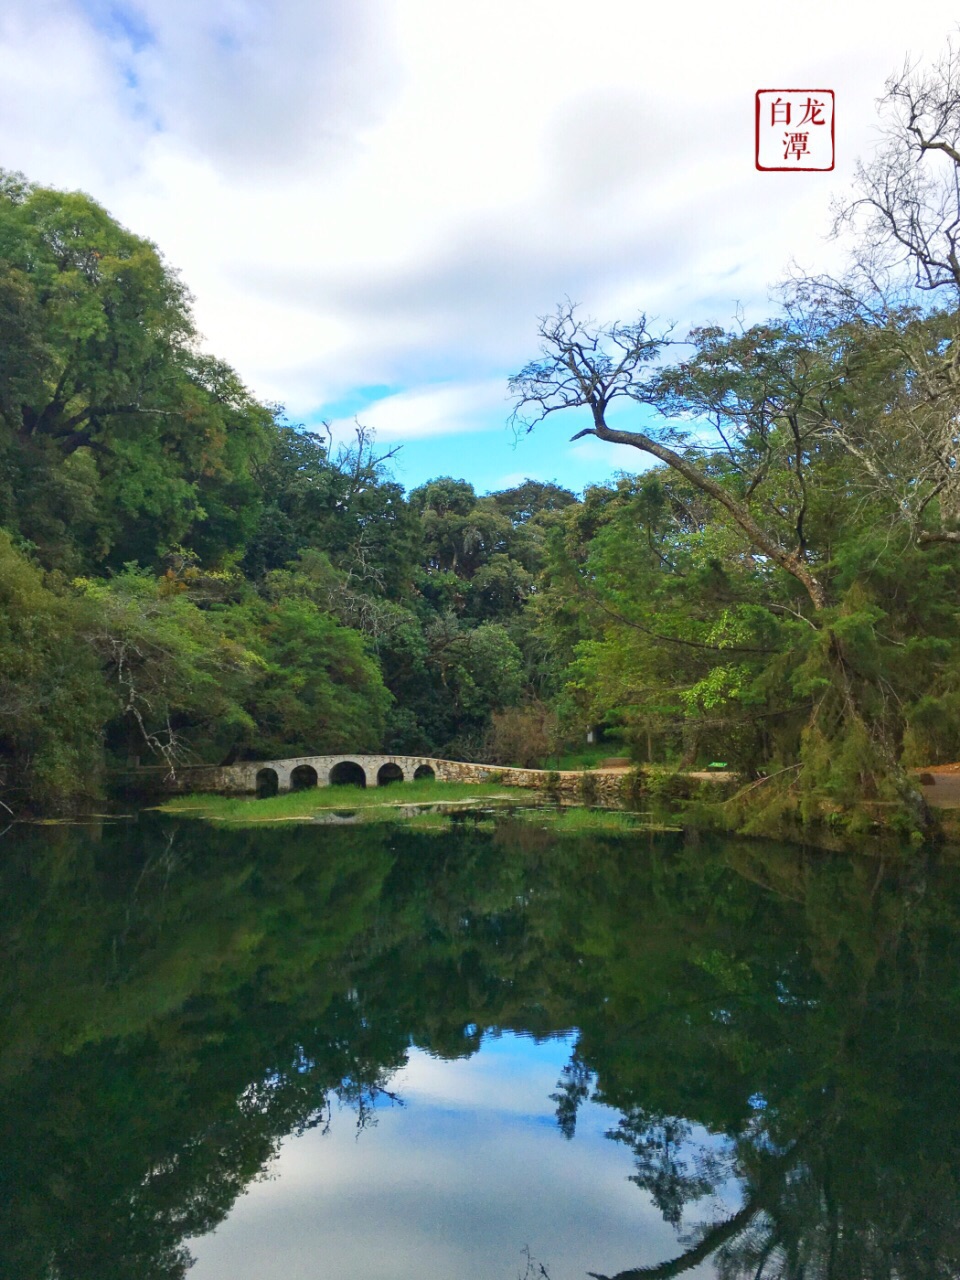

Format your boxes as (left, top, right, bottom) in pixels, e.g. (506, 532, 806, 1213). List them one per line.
(755, 90, 835, 171)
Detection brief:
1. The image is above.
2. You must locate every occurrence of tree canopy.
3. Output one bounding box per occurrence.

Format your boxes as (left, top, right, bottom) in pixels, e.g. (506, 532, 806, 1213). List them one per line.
(504, 46, 960, 835)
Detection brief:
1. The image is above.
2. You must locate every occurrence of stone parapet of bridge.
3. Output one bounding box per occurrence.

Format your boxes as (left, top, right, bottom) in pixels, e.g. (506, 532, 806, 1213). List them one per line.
(157, 753, 556, 795)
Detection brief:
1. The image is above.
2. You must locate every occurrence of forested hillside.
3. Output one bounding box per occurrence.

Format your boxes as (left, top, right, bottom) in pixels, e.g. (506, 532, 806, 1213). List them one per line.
(4, 51, 960, 835)
(0, 169, 579, 809)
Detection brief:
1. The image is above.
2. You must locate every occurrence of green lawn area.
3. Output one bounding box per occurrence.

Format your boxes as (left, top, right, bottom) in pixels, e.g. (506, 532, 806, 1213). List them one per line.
(154, 777, 682, 833)
(156, 778, 520, 824)
(547, 743, 631, 771)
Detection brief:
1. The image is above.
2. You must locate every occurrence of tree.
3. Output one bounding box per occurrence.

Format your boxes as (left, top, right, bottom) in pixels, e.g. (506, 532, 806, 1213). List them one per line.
(536, 473, 796, 771)
(842, 38, 960, 297)
(244, 422, 415, 595)
(510, 305, 831, 610)
(422, 616, 524, 754)
(223, 595, 392, 758)
(512, 304, 960, 824)
(487, 478, 578, 526)
(790, 41, 960, 550)
(0, 531, 111, 810)
(78, 567, 258, 773)
(0, 173, 272, 571)
(485, 701, 558, 768)
(409, 477, 506, 578)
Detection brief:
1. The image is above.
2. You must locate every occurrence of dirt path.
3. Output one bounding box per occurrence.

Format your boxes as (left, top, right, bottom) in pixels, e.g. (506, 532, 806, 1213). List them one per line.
(917, 765, 960, 809)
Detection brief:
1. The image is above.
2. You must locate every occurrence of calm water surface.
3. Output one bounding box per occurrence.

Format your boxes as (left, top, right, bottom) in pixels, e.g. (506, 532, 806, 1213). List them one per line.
(2, 814, 958, 1279)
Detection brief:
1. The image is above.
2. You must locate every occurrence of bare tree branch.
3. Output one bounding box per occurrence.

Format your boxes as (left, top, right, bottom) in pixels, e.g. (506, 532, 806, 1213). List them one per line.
(509, 305, 828, 610)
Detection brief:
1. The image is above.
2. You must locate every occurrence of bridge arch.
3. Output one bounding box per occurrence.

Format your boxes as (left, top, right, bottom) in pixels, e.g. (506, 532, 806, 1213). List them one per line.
(413, 763, 435, 781)
(256, 767, 279, 798)
(329, 760, 367, 788)
(290, 764, 318, 791)
(377, 762, 405, 787)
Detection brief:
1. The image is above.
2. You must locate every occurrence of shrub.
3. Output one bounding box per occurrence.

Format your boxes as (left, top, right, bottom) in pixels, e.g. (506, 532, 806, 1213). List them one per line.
(486, 701, 558, 769)
(620, 767, 647, 810)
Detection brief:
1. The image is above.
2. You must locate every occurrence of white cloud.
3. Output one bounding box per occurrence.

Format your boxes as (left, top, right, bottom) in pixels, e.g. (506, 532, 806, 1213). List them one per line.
(0, 0, 151, 191)
(1, 0, 959, 451)
(492, 470, 536, 490)
(328, 378, 510, 441)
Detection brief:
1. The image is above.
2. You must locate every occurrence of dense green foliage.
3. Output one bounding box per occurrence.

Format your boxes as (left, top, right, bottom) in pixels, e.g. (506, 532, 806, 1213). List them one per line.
(5, 47, 960, 836)
(0, 176, 570, 808)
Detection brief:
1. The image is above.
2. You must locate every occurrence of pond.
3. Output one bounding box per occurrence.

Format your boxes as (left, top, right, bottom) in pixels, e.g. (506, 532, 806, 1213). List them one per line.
(1, 814, 958, 1279)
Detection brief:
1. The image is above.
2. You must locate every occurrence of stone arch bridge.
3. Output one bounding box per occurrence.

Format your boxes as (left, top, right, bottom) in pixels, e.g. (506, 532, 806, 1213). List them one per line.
(159, 753, 526, 797)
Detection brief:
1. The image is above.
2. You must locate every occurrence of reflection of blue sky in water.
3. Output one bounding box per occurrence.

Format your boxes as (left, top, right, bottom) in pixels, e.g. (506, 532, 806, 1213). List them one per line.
(190, 1032, 725, 1280)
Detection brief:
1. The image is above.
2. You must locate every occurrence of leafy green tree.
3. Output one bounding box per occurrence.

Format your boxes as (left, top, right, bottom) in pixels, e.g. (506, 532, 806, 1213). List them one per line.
(218, 594, 392, 758)
(409, 477, 494, 577)
(410, 476, 568, 618)
(0, 530, 111, 810)
(0, 173, 271, 572)
(244, 423, 416, 596)
(535, 472, 800, 767)
(420, 615, 523, 755)
(488, 478, 578, 527)
(77, 567, 258, 772)
(513, 301, 960, 830)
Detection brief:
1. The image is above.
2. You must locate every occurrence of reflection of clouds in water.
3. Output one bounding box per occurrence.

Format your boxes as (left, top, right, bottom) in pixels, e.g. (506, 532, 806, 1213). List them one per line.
(399, 1032, 580, 1116)
(190, 1034, 720, 1280)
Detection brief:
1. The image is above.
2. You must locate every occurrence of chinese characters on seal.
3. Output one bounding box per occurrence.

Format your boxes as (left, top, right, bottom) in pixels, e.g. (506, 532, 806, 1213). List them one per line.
(755, 90, 835, 171)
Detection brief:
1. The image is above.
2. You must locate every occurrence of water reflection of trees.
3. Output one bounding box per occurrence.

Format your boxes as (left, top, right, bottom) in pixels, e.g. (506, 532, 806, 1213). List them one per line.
(1, 818, 960, 1278)
(552, 836, 960, 1280)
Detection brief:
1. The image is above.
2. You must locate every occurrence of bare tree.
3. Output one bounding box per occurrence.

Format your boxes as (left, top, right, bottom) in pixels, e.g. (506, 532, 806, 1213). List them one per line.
(790, 40, 960, 546)
(509, 304, 829, 610)
(514, 44, 960, 580)
(840, 38, 960, 296)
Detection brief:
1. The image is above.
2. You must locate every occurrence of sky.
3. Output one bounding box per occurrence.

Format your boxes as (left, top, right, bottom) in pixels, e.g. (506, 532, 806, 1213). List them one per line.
(189, 1033, 728, 1279)
(2, 0, 959, 495)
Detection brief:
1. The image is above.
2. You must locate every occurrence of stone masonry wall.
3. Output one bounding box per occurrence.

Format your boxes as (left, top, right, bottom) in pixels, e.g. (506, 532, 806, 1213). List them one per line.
(144, 754, 639, 805)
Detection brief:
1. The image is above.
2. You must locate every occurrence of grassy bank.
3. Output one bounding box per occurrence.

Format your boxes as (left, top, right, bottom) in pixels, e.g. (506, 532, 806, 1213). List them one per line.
(154, 778, 677, 832)
(150, 768, 955, 850)
(157, 779, 522, 824)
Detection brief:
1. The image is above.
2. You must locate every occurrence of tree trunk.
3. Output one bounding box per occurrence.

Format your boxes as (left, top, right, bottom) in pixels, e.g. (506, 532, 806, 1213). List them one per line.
(582, 421, 828, 611)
